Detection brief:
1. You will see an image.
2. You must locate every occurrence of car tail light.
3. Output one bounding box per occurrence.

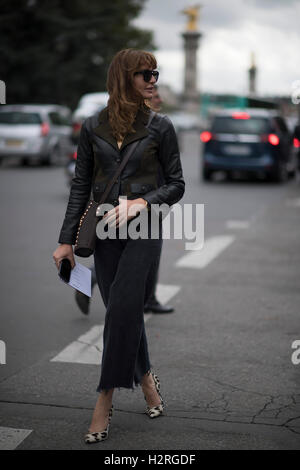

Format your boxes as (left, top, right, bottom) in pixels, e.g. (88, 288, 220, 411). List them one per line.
(41, 122, 50, 136)
(261, 133, 280, 145)
(232, 112, 250, 119)
(268, 133, 280, 146)
(200, 131, 212, 143)
(72, 122, 81, 133)
(293, 137, 300, 148)
(68, 150, 77, 160)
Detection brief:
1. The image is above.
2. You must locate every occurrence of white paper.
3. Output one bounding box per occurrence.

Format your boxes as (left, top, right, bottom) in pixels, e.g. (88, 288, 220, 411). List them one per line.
(59, 262, 92, 297)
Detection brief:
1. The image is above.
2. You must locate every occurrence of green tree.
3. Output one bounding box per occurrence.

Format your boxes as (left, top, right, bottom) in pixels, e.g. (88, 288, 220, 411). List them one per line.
(0, 0, 155, 108)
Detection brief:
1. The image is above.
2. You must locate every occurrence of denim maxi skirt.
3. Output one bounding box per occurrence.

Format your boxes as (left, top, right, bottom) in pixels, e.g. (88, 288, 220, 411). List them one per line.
(93, 210, 163, 393)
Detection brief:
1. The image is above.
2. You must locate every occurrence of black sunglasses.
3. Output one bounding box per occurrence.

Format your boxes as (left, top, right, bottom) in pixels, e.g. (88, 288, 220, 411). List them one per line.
(134, 69, 159, 83)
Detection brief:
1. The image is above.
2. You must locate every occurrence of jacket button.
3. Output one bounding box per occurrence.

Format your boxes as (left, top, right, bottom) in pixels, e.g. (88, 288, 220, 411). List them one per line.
(142, 185, 146, 191)
(116, 158, 121, 163)
(113, 199, 118, 206)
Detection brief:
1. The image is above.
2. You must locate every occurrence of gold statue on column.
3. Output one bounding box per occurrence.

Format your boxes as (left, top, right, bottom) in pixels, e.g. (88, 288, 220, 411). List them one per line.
(181, 4, 202, 31)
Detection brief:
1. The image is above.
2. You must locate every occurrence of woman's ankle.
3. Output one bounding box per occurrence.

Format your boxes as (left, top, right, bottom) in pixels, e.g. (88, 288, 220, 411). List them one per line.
(96, 389, 114, 407)
(142, 371, 154, 387)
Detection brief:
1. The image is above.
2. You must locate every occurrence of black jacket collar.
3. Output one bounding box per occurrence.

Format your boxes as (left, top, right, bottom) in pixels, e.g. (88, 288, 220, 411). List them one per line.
(92, 105, 151, 151)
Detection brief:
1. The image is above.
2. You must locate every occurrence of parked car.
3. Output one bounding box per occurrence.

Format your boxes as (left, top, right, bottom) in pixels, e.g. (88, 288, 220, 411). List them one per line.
(71, 92, 109, 144)
(200, 108, 295, 182)
(0, 104, 72, 165)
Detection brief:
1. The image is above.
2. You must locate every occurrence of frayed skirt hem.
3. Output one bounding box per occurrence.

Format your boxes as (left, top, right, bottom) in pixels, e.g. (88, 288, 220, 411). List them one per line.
(96, 368, 152, 394)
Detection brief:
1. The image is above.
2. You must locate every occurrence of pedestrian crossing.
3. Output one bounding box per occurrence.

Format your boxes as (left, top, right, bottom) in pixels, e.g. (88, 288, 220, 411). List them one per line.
(225, 220, 250, 230)
(51, 324, 105, 365)
(50, 227, 247, 365)
(175, 235, 235, 269)
(286, 197, 300, 207)
(0, 427, 32, 450)
(50, 228, 248, 365)
(51, 283, 181, 365)
(0, 224, 249, 449)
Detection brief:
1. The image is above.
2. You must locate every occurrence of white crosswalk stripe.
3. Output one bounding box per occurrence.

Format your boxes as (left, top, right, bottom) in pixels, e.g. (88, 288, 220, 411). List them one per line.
(51, 324, 104, 365)
(175, 235, 235, 269)
(226, 220, 250, 230)
(0, 426, 32, 450)
(50, 283, 181, 365)
(286, 197, 300, 208)
(154, 283, 181, 305)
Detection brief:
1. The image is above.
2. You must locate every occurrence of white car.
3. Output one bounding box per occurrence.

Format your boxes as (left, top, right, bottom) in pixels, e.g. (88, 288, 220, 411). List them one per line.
(0, 104, 72, 165)
(71, 92, 109, 143)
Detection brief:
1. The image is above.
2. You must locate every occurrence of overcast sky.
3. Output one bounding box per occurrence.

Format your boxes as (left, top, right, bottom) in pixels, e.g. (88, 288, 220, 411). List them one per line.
(133, 0, 300, 97)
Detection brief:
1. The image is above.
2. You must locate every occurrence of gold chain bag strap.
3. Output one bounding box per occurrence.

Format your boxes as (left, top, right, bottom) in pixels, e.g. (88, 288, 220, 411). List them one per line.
(74, 110, 155, 257)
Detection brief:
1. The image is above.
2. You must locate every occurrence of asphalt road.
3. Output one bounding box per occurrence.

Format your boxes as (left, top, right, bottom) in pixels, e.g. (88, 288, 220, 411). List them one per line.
(0, 132, 300, 450)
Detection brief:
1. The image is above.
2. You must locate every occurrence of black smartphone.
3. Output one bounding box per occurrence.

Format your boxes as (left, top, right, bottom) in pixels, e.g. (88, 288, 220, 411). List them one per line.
(58, 258, 72, 283)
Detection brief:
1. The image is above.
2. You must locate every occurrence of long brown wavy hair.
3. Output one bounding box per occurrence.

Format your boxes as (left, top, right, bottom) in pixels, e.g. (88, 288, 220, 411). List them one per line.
(106, 49, 157, 140)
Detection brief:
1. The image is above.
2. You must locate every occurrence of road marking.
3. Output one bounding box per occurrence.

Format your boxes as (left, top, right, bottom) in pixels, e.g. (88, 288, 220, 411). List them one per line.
(0, 426, 32, 450)
(51, 283, 181, 365)
(51, 324, 104, 365)
(226, 220, 250, 230)
(154, 283, 181, 305)
(175, 235, 235, 269)
(286, 197, 300, 208)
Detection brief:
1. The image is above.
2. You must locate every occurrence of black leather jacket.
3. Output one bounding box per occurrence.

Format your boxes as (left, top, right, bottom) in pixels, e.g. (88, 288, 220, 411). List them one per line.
(58, 105, 185, 245)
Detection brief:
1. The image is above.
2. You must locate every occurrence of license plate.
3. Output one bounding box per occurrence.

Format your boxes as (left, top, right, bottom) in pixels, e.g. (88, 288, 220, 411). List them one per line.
(223, 144, 251, 156)
(5, 139, 24, 147)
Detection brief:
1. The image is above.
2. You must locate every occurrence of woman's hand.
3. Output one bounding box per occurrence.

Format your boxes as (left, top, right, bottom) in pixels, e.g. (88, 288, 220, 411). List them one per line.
(53, 244, 75, 270)
(98, 197, 148, 229)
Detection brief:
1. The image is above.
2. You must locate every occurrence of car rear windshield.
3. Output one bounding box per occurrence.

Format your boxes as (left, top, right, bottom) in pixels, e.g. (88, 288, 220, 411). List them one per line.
(0, 112, 42, 125)
(211, 116, 270, 134)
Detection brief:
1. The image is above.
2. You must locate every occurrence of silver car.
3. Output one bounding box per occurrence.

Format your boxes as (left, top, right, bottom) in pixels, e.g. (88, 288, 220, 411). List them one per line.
(0, 104, 72, 165)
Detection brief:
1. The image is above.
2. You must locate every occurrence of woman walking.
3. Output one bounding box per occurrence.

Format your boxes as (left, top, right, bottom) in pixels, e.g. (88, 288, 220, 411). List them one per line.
(53, 49, 185, 443)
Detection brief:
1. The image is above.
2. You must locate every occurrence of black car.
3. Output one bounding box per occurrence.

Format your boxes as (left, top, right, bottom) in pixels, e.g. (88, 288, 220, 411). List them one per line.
(200, 108, 295, 182)
(293, 124, 300, 171)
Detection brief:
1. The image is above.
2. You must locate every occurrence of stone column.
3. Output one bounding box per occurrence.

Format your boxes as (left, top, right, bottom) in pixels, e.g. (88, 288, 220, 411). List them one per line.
(182, 31, 201, 112)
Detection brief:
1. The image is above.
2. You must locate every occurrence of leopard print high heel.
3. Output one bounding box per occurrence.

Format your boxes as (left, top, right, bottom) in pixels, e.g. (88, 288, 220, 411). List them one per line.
(84, 405, 113, 444)
(143, 370, 164, 418)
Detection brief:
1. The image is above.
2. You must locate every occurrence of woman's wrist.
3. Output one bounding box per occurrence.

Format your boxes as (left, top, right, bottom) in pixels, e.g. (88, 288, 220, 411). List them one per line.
(139, 198, 150, 211)
(59, 243, 73, 250)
